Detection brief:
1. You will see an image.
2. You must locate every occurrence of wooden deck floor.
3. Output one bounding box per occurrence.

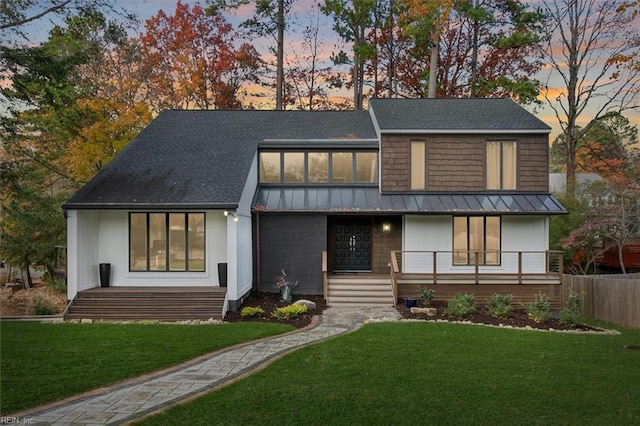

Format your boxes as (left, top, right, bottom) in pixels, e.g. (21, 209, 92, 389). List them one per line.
(64, 287, 227, 321)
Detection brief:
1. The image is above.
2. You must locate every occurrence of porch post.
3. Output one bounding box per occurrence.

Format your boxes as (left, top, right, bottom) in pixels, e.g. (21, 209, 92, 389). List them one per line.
(518, 252, 522, 284)
(432, 251, 437, 285)
(474, 251, 479, 284)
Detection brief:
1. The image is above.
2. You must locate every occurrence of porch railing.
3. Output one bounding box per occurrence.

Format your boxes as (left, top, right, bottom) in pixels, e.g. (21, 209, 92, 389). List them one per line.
(391, 250, 564, 285)
(322, 251, 328, 300)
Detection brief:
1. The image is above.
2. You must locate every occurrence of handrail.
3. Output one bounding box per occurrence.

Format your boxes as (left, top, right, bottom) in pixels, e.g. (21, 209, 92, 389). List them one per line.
(390, 251, 399, 306)
(393, 250, 564, 279)
(321, 251, 328, 301)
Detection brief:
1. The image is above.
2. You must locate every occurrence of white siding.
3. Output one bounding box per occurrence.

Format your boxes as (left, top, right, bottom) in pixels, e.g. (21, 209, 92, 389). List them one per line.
(402, 214, 549, 274)
(66, 209, 230, 300)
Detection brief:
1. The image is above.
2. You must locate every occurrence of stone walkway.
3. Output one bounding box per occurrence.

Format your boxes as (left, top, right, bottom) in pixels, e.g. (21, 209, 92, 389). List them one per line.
(14, 305, 400, 425)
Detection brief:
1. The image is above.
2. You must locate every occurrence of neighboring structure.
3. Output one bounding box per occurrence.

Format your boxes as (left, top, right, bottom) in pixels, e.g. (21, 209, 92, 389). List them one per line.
(63, 98, 566, 315)
(549, 172, 605, 195)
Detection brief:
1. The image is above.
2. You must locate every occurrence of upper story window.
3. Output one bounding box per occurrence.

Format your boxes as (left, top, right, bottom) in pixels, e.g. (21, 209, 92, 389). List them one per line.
(410, 141, 427, 190)
(259, 150, 378, 184)
(486, 141, 517, 190)
(130, 212, 205, 272)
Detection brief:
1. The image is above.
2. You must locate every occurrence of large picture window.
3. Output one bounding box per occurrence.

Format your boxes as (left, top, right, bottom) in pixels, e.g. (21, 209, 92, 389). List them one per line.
(486, 141, 517, 190)
(130, 213, 205, 272)
(259, 150, 378, 184)
(453, 216, 501, 265)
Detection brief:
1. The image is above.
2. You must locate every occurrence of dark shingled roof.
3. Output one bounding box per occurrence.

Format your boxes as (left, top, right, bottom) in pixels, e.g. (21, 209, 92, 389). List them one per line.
(63, 110, 376, 209)
(368, 98, 551, 133)
(253, 188, 567, 215)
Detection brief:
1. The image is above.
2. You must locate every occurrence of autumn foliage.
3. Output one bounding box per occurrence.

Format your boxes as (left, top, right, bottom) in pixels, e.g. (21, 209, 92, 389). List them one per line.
(140, 1, 261, 112)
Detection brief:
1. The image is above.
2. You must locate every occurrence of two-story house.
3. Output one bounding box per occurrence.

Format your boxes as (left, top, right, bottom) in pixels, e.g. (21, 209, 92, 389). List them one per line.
(63, 98, 566, 320)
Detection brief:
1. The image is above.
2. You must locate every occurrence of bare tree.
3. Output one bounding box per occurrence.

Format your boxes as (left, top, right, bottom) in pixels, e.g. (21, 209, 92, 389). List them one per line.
(540, 0, 640, 197)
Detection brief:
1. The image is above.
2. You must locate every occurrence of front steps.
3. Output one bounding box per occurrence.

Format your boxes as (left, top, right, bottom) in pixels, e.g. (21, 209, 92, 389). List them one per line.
(327, 276, 395, 305)
(64, 287, 227, 321)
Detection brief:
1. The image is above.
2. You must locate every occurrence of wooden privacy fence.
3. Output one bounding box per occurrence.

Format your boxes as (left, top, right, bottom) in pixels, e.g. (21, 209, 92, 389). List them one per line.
(563, 273, 640, 328)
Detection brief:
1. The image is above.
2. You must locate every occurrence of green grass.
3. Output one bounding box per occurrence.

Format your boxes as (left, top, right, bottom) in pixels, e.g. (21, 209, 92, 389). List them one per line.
(137, 322, 640, 426)
(0, 321, 293, 414)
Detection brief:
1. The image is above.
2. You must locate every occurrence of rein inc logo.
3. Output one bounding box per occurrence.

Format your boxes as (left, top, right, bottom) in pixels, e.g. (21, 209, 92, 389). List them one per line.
(1, 418, 34, 424)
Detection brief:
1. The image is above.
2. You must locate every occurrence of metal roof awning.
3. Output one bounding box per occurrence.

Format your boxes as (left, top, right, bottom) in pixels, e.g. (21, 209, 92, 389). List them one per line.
(253, 187, 567, 215)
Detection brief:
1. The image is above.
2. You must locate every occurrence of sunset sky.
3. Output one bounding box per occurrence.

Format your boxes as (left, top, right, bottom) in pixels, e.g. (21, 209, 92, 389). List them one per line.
(6, 0, 640, 141)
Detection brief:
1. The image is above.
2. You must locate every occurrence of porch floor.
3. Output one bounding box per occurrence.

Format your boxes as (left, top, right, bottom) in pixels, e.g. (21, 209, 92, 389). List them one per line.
(64, 287, 227, 321)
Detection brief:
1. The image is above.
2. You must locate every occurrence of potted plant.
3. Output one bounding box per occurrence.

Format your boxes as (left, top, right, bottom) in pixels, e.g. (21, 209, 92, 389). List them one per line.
(404, 297, 418, 308)
(275, 269, 298, 303)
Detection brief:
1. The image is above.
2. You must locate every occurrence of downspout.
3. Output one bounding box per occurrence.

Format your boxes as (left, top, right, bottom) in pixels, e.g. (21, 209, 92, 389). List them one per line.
(256, 212, 261, 291)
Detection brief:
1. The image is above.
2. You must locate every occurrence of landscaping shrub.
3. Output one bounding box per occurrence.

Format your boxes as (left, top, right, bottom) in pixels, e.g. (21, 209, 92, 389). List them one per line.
(444, 293, 476, 319)
(416, 285, 435, 306)
(486, 293, 513, 320)
(240, 306, 265, 318)
(523, 292, 550, 323)
(29, 293, 58, 316)
(271, 304, 307, 320)
(559, 290, 584, 326)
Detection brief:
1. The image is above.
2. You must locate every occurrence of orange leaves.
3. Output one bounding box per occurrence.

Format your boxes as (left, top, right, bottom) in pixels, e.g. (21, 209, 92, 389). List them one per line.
(139, 0, 254, 111)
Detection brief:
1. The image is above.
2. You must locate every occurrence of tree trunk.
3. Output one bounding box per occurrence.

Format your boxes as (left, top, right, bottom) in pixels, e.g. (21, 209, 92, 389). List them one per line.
(617, 245, 627, 274)
(275, 0, 284, 110)
(428, 38, 438, 98)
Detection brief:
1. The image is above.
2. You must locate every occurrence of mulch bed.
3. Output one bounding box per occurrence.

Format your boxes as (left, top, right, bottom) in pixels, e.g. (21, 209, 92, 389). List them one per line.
(224, 292, 327, 329)
(229, 292, 599, 332)
(395, 300, 598, 331)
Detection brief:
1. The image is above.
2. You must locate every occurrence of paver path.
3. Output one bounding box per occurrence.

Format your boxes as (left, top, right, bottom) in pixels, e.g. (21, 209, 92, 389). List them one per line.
(15, 305, 400, 425)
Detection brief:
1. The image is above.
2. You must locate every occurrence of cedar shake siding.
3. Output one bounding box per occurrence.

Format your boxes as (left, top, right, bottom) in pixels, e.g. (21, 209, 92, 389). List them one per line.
(371, 216, 402, 273)
(380, 135, 410, 192)
(517, 135, 550, 191)
(381, 134, 549, 192)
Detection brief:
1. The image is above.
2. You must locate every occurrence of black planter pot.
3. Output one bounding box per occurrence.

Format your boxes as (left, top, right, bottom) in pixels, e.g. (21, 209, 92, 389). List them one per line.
(218, 263, 228, 287)
(99, 263, 111, 288)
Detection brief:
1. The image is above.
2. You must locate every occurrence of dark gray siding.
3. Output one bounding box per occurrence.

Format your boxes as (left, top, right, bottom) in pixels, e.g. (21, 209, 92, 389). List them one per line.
(258, 214, 327, 295)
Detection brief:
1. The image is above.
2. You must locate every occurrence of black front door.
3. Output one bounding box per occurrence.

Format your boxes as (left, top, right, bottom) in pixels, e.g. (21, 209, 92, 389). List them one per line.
(333, 217, 372, 272)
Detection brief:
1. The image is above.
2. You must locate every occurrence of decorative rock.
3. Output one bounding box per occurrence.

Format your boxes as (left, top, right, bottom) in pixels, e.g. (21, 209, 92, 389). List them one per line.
(410, 307, 437, 316)
(293, 299, 316, 310)
(80, 319, 93, 324)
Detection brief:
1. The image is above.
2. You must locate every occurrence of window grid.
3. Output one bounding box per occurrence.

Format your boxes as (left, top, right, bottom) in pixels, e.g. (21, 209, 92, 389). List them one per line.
(129, 212, 205, 272)
(259, 150, 378, 185)
(453, 216, 501, 266)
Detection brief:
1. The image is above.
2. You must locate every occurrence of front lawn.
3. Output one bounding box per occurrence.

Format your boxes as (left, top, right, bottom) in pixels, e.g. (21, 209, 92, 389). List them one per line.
(0, 321, 293, 414)
(137, 322, 640, 425)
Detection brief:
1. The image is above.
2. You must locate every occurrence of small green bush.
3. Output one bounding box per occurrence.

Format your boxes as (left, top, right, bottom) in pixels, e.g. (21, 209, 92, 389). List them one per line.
(444, 293, 476, 319)
(416, 285, 435, 306)
(559, 290, 584, 326)
(240, 306, 265, 318)
(30, 293, 58, 316)
(271, 304, 307, 320)
(486, 293, 513, 320)
(523, 292, 550, 323)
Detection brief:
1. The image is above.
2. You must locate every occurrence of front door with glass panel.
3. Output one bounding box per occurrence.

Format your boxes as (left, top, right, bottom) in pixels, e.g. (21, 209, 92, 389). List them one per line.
(333, 217, 372, 272)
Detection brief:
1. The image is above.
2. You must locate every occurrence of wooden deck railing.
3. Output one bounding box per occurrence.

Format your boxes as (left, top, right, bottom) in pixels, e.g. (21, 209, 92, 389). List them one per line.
(390, 252, 399, 306)
(322, 251, 328, 300)
(391, 250, 564, 284)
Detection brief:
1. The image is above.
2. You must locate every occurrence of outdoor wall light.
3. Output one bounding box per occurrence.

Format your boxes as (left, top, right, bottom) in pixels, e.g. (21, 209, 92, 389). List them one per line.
(223, 210, 240, 222)
(382, 222, 391, 232)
